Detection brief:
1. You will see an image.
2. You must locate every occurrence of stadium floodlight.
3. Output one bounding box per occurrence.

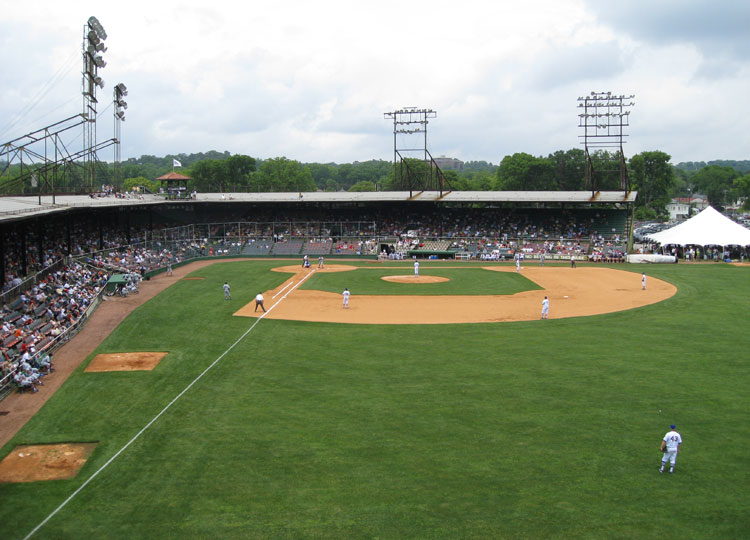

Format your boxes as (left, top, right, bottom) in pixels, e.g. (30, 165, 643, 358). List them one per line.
(116, 99, 127, 109)
(93, 55, 106, 68)
(94, 76, 104, 89)
(577, 91, 635, 193)
(115, 83, 128, 96)
(116, 111, 125, 120)
(88, 16, 107, 40)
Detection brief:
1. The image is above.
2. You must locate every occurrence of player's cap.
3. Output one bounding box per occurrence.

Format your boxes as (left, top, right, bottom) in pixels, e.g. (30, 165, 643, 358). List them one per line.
(670, 424, 676, 429)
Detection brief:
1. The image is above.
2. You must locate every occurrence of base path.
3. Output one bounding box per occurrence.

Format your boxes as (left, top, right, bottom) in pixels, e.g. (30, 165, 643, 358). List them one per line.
(236, 265, 677, 324)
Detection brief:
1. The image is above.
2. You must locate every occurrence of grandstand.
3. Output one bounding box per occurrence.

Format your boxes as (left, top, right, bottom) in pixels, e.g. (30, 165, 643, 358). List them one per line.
(0, 190, 636, 288)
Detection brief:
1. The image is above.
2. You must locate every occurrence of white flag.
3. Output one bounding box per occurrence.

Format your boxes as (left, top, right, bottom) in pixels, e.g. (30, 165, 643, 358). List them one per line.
(173, 159, 182, 167)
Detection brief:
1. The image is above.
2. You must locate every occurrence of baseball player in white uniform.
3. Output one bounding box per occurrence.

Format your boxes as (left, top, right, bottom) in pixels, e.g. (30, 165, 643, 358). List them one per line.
(414, 261, 419, 277)
(659, 424, 682, 473)
(342, 288, 350, 308)
(515, 253, 521, 273)
(223, 282, 231, 300)
(541, 296, 549, 319)
(642, 272, 647, 290)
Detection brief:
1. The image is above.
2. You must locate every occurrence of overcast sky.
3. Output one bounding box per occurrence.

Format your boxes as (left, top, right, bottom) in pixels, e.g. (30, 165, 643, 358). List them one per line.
(1, 1, 748, 165)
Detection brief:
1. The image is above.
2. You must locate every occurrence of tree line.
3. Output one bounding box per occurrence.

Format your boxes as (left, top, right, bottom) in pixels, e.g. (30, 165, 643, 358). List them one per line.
(4, 147, 743, 219)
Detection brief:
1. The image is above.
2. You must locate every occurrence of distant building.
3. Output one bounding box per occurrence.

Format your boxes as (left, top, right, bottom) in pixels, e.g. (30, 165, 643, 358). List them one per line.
(433, 156, 464, 171)
(666, 196, 709, 221)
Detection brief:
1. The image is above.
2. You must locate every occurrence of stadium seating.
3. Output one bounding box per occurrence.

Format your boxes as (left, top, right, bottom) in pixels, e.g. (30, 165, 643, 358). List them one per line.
(271, 240, 304, 255)
(302, 240, 332, 255)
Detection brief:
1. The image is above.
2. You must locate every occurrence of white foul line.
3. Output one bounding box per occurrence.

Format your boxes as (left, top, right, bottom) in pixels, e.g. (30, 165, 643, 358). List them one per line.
(23, 270, 317, 540)
(272, 279, 295, 299)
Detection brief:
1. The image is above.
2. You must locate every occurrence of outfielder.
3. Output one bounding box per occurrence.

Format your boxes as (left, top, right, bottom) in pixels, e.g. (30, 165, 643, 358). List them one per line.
(660, 424, 682, 474)
(223, 281, 231, 300)
(642, 272, 647, 290)
(342, 287, 350, 309)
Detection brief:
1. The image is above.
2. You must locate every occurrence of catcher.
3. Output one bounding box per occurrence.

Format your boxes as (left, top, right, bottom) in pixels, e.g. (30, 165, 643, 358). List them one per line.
(659, 424, 683, 474)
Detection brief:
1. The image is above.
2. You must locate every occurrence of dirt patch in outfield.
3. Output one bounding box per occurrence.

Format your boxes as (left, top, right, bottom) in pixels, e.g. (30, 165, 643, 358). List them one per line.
(85, 352, 167, 372)
(237, 265, 677, 324)
(0, 442, 97, 482)
(382, 275, 450, 284)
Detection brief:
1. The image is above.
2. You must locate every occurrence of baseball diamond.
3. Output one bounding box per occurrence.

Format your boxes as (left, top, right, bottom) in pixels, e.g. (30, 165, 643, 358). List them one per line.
(0, 196, 747, 540)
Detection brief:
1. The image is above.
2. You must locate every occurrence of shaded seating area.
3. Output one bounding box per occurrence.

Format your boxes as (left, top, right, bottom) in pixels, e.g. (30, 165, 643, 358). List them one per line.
(302, 240, 332, 255)
(271, 240, 304, 255)
(241, 240, 273, 256)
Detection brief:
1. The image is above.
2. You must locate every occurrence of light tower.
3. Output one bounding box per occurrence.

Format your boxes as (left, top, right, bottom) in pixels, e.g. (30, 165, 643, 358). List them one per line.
(383, 107, 450, 195)
(577, 92, 635, 194)
(82, 16, 108, 189)
(113, 83, 128, 185)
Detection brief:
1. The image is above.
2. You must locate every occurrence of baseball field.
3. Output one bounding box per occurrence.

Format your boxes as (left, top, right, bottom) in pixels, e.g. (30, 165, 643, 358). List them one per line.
(0, 259, 748, 539)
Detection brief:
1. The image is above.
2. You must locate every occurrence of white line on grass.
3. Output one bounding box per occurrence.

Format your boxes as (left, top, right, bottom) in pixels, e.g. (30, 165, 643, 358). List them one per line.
(23, 270, 317, 540)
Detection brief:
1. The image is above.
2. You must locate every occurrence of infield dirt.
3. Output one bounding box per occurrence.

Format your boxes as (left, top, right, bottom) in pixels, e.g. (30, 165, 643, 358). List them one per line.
(235, 264, 676, 324)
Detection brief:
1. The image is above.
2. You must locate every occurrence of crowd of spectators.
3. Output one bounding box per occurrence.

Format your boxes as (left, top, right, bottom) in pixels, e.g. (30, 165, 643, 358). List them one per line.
(0, 262, 109, 391)
(1, 207, 627, 294)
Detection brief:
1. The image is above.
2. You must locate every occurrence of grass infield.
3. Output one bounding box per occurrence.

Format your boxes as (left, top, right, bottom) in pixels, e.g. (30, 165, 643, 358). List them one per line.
(0, 261, 748, 539)
(301, 265, 542, 295)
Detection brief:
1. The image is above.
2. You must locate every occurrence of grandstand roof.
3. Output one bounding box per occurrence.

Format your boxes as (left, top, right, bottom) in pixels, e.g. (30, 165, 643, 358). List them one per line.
(0, 190, 637, 223)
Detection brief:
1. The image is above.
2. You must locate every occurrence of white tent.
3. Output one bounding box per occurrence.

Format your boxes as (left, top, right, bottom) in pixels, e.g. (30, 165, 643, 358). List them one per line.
(646, 206, 750, 247)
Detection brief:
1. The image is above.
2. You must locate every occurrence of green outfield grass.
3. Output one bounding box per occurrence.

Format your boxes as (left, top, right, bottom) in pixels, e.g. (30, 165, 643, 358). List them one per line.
(1, 261, 748, 539)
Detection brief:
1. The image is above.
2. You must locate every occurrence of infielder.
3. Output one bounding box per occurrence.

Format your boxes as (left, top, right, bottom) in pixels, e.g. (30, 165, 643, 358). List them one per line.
(414, 260, 419, 277)
(642, 272, 647, 290)
(223, 281, 231, 300)
(515, 253, 521, 273)
(660, 424, 682, 473)
(318, 256, 325, 269)
(254, 292, 266, 312)
(541, 296, 549, 319)
(342, 287, 350, 309)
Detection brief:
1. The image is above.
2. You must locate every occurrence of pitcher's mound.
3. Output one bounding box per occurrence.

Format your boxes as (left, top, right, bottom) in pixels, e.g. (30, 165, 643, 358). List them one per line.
(382, 275, 450, 284)
(0, 442, 97, 482)
(85, 352, 167, 372)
